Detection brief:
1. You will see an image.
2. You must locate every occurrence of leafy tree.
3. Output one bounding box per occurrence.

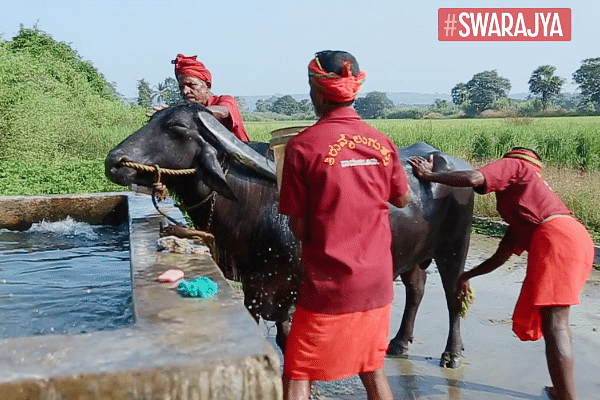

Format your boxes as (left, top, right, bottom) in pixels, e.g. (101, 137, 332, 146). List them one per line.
(0, 24, 146, 162)
(255, 96, 277, 112)
(491, 96, 517, 112)
(516, 98, 544, 114)
(386, 107, 427, 119)
(555, 92, 583, 111)
(154, 81, 168, 106)
(572, 57, 600, 112)
(271, 95, 300, 115)
(528, 65, 565, 110)
(465, 70, 511, 114)
(137, 79, 153, 109)
(576, 98, 597, 115)
(451, 83, 468, 106)
(154, 77, 181, 106)
(354, 91, 394, 119)
(3, 25, 116, 100)
(433, 99, 447, 109)
(106, 81, 121, 100)
(432, 98, 450, 114)
(298, 99, 314, 114)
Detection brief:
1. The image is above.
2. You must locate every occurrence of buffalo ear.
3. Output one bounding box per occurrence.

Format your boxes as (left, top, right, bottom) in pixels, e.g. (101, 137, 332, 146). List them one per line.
(195, 141, 237, 202)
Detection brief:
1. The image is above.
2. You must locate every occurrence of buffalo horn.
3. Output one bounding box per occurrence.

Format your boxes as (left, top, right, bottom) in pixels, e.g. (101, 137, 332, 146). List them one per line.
(197, 111, 277, 181)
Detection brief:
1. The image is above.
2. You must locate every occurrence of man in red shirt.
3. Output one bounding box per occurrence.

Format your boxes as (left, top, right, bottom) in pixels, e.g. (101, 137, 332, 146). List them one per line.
(279, 50, 410, 400)
(409, 149, 594, 400)
(166, 54, 249, 142)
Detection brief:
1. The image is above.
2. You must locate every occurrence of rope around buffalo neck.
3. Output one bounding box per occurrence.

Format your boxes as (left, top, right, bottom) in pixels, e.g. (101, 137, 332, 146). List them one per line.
(119, 160, 227, 229)
(120, 161, 196, 200)
(120, 161, 196, 225)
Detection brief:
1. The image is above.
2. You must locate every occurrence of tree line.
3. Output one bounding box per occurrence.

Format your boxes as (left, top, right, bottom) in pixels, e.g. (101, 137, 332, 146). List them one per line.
(449, 62, 600, 117)
(137, 57, 600, 120)
(136, 77, 182, 110)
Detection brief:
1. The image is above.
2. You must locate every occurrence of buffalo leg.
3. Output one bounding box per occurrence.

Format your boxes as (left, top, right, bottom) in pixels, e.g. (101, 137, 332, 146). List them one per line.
(437, 257, 464, 368)
(387, 265, 427, 356)
(275, 318, 292, 354)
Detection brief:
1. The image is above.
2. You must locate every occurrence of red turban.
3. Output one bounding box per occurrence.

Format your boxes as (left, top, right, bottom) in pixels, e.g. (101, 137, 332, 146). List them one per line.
(308, 57, 366, 103)
(503, 149, 543, 171)
(173, 54, 212, 87)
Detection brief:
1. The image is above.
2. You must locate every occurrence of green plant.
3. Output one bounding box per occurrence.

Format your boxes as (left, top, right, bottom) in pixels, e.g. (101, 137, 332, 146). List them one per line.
(471, 132, 494, 160)
(0, 26, 147, 163)
(0, 160, 125, 196)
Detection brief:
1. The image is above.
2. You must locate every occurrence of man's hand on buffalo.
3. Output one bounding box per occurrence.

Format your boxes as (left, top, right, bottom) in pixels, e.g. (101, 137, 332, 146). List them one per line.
(146, 105, 169, 118)
(408, 155, 435, 179)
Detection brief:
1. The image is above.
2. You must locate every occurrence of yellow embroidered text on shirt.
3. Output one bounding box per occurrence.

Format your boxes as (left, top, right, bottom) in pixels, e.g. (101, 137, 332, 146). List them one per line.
(324, 133, 391, 167)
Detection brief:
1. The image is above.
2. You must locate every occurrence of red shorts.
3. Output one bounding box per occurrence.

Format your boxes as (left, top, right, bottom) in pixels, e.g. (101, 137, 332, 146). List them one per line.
(283, 304, 391, 381)
(512, 216, 594, 341)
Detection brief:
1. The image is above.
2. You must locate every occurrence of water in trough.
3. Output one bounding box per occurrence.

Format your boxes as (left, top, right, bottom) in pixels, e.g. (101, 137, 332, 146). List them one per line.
(0, 217, 133, 338)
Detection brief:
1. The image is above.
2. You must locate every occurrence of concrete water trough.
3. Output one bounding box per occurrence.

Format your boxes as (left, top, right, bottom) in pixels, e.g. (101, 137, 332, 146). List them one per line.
(0, 192, 282, 400)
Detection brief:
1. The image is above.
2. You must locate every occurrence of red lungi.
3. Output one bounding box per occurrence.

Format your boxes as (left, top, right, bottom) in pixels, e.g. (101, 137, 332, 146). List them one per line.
(512, 216, 594, 341)
(283, 304, 391, 381)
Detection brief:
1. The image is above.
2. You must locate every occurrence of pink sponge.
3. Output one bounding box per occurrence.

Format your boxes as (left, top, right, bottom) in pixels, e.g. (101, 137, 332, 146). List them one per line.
(158, 269, 185, 283)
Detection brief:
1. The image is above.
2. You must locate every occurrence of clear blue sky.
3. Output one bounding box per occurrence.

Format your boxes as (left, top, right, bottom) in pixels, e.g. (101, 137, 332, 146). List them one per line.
(2, 0, 599, 99)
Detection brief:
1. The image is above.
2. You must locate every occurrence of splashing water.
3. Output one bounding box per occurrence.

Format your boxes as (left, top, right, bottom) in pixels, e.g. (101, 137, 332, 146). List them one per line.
(28, 216, 99, 240)
(0, 218, 133, 338)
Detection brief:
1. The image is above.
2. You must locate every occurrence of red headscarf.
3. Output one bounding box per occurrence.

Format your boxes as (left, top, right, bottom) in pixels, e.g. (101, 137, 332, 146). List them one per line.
(308, 57, 366, 103)
(173, 54, 212, 87)
(503, 148, 543, 172)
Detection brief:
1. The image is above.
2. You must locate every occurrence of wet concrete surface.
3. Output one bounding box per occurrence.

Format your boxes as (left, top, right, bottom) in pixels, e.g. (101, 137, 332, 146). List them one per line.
(4, 192, 596, 399)
(0, 193, 128, 230)
(262, 234, 600, 400)
(0, 193, 282, 399)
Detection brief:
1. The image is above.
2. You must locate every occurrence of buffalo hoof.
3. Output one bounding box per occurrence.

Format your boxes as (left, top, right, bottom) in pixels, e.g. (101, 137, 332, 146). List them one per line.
(386, 341, 409, 358)
(440, 352, 462, 368)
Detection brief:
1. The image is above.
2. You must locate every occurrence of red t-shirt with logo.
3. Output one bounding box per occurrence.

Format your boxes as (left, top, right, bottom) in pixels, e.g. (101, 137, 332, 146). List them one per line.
(477, 158, 572, 254)
(279, 107, 409, 314)
(207, 95, 249, 142)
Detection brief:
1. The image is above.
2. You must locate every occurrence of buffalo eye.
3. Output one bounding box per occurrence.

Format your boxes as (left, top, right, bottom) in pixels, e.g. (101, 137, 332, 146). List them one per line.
(167, 123, 189, 136)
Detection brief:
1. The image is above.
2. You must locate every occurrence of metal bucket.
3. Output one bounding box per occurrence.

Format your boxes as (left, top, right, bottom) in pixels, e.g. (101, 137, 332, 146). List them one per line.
(269, 126, 307, 193)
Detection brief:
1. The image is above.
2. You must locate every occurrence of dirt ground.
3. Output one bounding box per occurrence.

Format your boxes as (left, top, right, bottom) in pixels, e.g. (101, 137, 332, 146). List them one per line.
(262, 233, 600, 399)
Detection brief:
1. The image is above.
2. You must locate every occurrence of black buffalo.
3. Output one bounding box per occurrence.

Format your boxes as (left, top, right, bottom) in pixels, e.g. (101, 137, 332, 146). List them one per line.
(105, 102, 474, 368)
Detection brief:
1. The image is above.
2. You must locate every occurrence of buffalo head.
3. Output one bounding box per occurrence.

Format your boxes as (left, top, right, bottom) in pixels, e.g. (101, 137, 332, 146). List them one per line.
(105, 103, 276, 201)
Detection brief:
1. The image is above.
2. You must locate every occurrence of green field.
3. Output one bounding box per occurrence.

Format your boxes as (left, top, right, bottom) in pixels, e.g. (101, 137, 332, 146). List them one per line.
(1, 116, 599, 242)
(365, 117, 600, 242)
(3, 28, 597, 242)
(245, 116, 600, 242)
(247, 116, 600, 167)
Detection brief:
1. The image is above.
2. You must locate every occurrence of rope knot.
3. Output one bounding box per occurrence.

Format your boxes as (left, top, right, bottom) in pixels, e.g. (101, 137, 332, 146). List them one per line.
(152, 165, 169, 200)
(153, 182, 169, 200)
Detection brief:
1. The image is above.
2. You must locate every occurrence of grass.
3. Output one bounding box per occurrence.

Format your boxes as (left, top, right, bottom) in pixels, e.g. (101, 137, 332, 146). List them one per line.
(0, 159, 124, 196)
(364, 116, 600, 170)
(248, 116, 600, 169)
(245, 116, 600, 243)
(244, 120, 313, 142)
(2, 26, 597, 244)
(469, 160, 600, 242)
(1, 112, 599, 243)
